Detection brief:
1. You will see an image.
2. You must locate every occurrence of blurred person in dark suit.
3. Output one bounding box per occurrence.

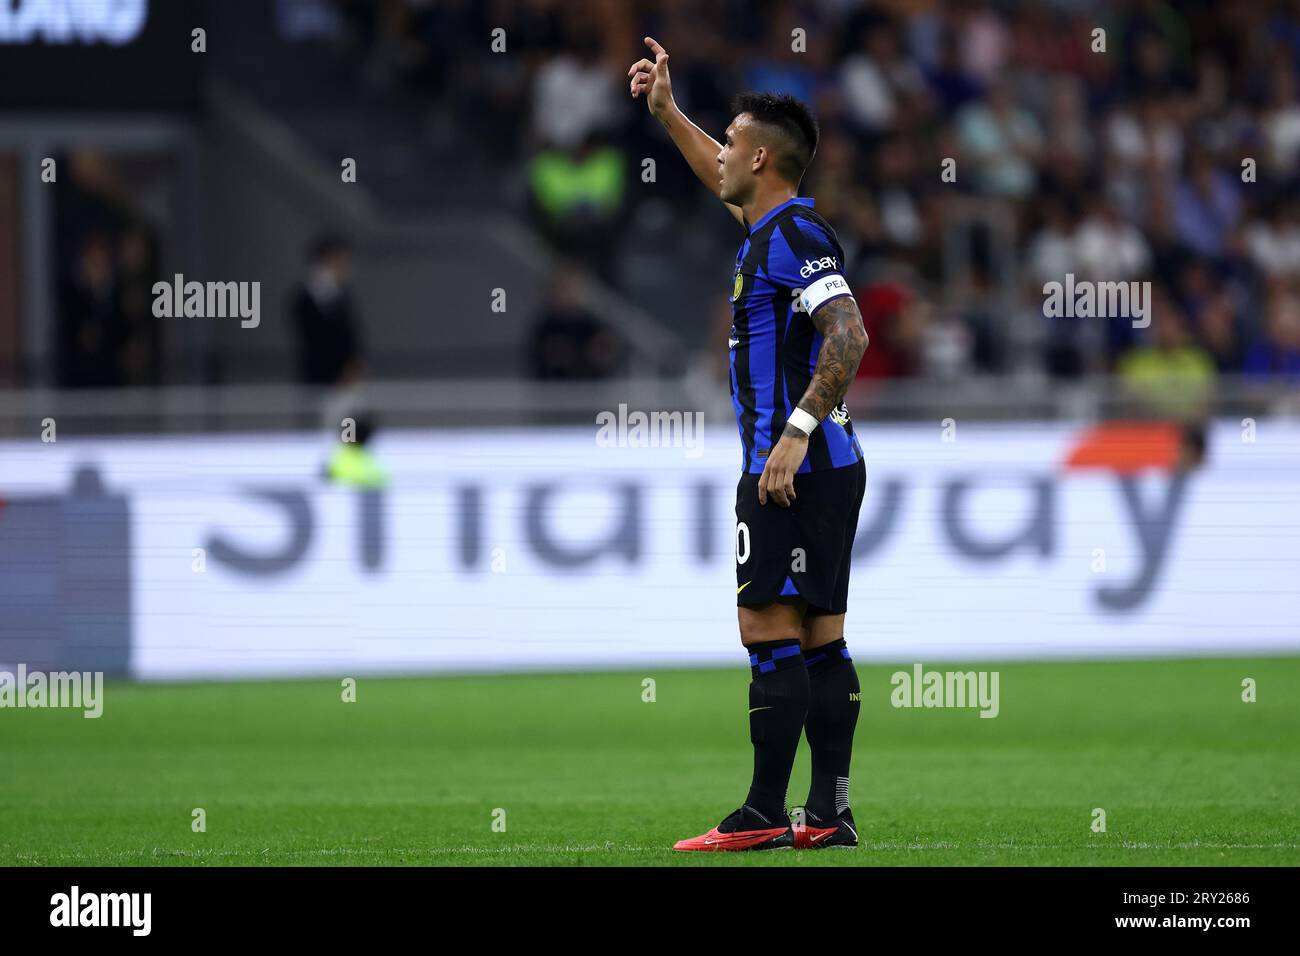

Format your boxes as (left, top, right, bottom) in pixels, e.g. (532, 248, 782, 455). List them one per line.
(56, 233, 128, 389)
(117, 227, 161, 387)
(291, 235, 364, 386)
(527, 263, 621, 380)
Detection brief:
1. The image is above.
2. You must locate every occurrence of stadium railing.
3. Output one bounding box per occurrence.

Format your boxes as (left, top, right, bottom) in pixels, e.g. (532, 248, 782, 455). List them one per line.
(0, 375, 1295, 436)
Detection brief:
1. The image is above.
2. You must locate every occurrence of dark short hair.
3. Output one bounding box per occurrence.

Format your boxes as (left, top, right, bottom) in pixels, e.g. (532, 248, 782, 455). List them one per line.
(731, 92, 820, 186)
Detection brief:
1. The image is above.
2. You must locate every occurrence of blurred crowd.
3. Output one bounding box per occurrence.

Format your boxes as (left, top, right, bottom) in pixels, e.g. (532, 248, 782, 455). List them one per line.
(49, 0, 1300, 416)
(54, 154, 163, 389)
(326, 0, 1300, 414)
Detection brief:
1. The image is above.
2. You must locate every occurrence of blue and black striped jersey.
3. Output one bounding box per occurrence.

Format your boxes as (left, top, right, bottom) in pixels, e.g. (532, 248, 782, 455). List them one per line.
(728, 197, 864, 474)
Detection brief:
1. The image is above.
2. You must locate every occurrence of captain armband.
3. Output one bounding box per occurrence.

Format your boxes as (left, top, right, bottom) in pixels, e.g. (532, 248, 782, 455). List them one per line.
(798, 274, 853, 315)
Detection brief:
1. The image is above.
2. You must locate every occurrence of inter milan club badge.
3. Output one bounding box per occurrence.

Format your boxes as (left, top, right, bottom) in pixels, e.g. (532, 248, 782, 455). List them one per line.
(732, 270, 743, 302)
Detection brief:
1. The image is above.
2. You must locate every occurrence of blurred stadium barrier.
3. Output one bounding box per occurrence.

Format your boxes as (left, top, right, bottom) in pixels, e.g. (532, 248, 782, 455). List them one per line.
(0, 374, 1297, 435)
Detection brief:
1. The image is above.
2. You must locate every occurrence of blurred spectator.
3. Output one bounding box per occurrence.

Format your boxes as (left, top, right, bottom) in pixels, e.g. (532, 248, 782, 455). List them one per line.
(50, 151, 164, 389)
(527, 131, 626, 282)
(955, 260, 1005, 374)
(117, 228, 161, 387)
(1075, 196, 1152, 281)
(854, 281, 926, 381)
(530, 28, 620, 151)
(274, 0, 345, 41)
(1243, 289, 1300, 382)
(840, 17, 926, 134)
(1117, 291, 1216, 420)
(1030, 196, 1085, 378)
(291, 235, 364, 386)
(1196, 288, 1245, 373)
(527, 264, 621, 380)
(325, 411, 388, 489)
(956, 78, 1043, 199)
(1173, 150, 1242, 261)
(225, 1, 1300, 393)
(1105, 94, 1183, 217)
(923, 304, 975, 382)
(1123, 25, 1184, 96)
(1039, 75, 1096, 194)
(1243, 200, 1300, 279)
(922, 27, 981, 115)
(56, 234, 128, 389)
(1262, 63, 1300, 181)
(1025, 196, 1077, 287)
(1143, 180, 1191, 291)
(872, 134, 925, 249)
(955, 2, 1011, 87)
(744, 12, 833, 106)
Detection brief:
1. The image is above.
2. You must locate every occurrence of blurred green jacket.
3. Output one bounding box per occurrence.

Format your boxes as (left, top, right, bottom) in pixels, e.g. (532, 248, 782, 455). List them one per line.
(327, 443, 388, 489)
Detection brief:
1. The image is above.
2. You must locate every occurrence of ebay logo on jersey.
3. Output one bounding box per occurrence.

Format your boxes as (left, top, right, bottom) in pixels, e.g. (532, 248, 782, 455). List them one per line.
(799, 256, 839, 279)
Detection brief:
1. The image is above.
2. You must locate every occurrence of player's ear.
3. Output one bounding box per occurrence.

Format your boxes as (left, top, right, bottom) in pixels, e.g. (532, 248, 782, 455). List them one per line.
(751, 145, 767, 174)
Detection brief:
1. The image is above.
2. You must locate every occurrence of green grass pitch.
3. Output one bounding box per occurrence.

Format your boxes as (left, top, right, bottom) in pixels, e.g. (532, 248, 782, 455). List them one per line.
(2, 658, 1298, 866)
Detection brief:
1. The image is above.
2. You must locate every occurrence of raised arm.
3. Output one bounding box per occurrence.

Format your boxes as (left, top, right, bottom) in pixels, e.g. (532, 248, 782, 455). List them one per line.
(629, 36, 744, 226)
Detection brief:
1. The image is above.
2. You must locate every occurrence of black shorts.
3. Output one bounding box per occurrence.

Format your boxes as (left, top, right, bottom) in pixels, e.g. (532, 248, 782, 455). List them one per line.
(734, 458, 866, 615)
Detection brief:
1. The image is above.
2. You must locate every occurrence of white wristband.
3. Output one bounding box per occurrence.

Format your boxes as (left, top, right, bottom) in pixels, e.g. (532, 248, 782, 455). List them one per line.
(786, 407, 820, 436)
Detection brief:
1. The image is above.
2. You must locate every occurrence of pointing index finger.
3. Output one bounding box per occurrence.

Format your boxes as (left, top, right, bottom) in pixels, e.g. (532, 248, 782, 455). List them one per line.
(644, 36, 667, 60)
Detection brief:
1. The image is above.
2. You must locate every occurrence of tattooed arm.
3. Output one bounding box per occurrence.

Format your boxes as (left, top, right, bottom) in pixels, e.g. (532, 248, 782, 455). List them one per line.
(757, 297, 868, 507)
(793, 296, 869, 423)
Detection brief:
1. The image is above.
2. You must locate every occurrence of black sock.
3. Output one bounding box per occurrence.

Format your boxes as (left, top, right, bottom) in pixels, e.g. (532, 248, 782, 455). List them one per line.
(743, 638, 809, 822)
(803, 639, 860, 819)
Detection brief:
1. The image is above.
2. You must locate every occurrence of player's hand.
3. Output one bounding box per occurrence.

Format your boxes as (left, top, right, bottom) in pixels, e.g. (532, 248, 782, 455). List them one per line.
(627, 36, 673, 117)
(758, 432, 808, 507)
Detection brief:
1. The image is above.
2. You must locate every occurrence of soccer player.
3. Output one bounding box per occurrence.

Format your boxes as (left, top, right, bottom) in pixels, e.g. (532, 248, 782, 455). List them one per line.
(629, 37, 869, 850)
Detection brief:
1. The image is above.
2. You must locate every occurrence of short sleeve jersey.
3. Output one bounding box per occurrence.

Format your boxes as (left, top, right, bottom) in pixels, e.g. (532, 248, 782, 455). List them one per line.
(728, 197, 863, 474)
